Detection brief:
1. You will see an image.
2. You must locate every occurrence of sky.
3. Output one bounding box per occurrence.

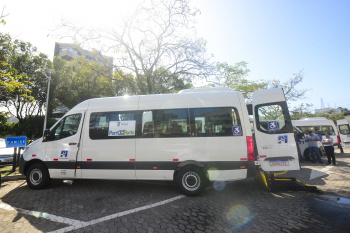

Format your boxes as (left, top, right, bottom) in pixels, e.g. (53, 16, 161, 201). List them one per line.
(2, 0, 350, 112)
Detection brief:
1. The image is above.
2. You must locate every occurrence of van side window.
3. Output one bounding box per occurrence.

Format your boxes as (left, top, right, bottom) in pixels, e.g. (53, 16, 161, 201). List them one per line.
(339, 124, 350, 135)
(50, 114, 82, 140)
(297, 126, 335, 135)
(141, 109, 189, 138)
(255, 102, 293, 134)
(190, 107, 241, 137)
(89, 111, 139, 139)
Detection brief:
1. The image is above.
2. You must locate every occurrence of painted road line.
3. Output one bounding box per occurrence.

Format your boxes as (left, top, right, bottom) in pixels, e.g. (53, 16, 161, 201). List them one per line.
(47, 194, 186, 233)
(0, 202, 86, 226)
(310, 166, 334, 180)
(271, 193, 284, 198)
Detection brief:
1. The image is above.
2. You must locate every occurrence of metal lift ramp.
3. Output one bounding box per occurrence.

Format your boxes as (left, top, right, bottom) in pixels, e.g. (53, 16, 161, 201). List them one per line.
(255, 168, 322, 193)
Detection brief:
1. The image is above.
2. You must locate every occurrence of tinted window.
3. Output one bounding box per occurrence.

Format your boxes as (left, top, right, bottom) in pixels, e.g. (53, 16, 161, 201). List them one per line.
(49, 114, 82, 140)
(339, 124, 350, 135)
(190, 107, 242, 137)
(297, 125, 335, 135)
(255, 102, 293, 134)
(141, 109, 189, 138)
(89, 112, 139, 139)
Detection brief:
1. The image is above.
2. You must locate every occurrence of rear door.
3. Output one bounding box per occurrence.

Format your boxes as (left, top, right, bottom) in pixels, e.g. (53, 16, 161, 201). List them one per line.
(252, 88, 300, 172)
(337, 119, 350, 147)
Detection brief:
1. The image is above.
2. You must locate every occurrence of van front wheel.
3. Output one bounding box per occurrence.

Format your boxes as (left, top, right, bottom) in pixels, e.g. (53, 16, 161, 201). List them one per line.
(26, 163, 50, 189)
(176, 166, 206, 196)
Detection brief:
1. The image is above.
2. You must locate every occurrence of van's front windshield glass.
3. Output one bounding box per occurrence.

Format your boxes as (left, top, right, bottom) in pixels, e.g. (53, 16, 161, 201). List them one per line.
(255, 102, 293, 134)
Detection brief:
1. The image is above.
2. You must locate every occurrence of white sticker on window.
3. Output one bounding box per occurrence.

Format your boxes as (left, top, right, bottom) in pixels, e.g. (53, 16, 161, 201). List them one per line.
(108, 121, 136, 136)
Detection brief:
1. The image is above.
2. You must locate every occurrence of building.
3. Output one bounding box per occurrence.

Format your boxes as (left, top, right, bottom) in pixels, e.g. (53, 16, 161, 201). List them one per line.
(315, 107, 342, 115)
(54, 42, 113, 75)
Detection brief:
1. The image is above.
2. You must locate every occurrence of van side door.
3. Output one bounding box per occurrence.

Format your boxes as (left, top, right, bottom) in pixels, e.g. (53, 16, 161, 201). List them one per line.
(252, 88, 300, 172)
(45, 113, 83, 178)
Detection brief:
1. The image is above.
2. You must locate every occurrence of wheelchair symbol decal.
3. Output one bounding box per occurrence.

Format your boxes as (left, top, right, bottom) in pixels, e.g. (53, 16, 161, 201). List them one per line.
(232, 126, 242, 136)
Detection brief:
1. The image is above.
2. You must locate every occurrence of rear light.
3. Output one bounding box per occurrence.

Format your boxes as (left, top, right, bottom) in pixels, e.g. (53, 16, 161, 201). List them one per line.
(246, 136, 255, 161)
(337, 135, 340, 144)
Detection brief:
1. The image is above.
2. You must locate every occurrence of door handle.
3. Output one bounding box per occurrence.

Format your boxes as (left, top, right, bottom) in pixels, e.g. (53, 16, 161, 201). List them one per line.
(69, 142, 77, 146)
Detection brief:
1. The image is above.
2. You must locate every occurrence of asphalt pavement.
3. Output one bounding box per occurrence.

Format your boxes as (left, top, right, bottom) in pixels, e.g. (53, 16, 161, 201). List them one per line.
(0, 148, 350, 232)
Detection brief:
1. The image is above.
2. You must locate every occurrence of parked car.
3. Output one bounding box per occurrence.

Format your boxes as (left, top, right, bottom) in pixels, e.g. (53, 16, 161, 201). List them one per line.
(0, 138, 14, 165)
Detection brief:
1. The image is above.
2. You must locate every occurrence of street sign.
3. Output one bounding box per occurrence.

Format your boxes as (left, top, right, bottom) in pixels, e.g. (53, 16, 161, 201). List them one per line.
(5, 136, 27, 148)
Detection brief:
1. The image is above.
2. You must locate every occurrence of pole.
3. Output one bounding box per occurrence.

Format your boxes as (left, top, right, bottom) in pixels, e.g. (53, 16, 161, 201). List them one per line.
(43, 75, 51, 135)
(12, 147, 17, 172)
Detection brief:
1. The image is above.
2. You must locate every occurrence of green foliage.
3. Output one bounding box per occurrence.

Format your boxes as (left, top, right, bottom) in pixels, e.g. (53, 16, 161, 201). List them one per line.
(317, 113, 344, 124)
(114, 67, 193, 95)
(290, 103, 314, 120)
(0, 112, 12, 136)
(209, 62, 268, 100)
(1, 32, 53, 138)
(0, 34, 33, 103)
(268, 71, 308, 102)
(1, 32, 52, 120)
(53, 56, 114, 109)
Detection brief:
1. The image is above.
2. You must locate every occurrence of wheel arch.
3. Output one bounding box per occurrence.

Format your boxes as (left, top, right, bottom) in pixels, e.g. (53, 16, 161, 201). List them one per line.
(23, 159, 48, 176)
(173, 160, 207, 180)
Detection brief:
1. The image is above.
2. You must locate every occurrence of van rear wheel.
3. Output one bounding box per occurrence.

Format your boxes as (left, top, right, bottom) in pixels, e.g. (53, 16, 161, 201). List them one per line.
(176, 166, 206, 196)
(26, 163, 50, 189)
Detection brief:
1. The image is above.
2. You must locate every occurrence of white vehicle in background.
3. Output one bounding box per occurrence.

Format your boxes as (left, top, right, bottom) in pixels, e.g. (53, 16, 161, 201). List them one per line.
(20, 87, 299, 195)
(337, 119, 350, 147)
(292, 118, 340, 160)
(0, 138, 14, 165)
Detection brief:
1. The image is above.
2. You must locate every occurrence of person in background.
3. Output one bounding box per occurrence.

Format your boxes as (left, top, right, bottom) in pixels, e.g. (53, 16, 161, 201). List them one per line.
(294, 132, 303, 162)
(305, 131, 323, 164)
(321, 133, 336, 165)
(315, 130, 322, 142)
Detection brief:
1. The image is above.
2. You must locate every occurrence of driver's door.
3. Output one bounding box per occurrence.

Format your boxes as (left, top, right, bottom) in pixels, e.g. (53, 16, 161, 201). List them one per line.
(45, 113, 83, 178)
(252, 88, 300, 172)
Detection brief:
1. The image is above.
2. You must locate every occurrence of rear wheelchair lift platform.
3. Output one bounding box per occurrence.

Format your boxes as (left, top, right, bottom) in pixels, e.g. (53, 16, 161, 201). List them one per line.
(256, 169, 322, 193)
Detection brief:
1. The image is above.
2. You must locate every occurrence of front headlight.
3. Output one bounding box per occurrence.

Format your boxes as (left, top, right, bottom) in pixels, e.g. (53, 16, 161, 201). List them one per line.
(23, 146, 29, 153)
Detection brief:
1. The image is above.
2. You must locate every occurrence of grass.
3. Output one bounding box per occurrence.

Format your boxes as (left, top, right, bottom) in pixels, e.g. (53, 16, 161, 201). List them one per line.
(0, 165, 21, 176)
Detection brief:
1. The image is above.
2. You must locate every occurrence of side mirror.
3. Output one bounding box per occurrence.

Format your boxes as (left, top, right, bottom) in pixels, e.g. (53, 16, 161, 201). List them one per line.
(43, 129, 51, 142)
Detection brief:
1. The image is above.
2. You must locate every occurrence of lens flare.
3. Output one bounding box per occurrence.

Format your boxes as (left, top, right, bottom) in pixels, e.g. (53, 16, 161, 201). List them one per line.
(226, 204, 257, 230)
(213, 180, 226, 191)
(208, 167, 219, 180)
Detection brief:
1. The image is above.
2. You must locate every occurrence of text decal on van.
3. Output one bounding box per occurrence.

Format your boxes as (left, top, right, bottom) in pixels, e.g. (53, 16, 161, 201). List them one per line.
(108, 120, 136, 136)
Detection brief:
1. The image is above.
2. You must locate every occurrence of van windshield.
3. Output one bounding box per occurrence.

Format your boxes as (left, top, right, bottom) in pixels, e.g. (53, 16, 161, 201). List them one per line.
(255, 102, 293, 134)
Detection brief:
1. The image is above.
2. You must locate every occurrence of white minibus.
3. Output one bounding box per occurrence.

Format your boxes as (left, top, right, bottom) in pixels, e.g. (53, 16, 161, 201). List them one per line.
(337, 119, 350, 147)
(292, 118, 340, 160)
(20, 87, 299, 195)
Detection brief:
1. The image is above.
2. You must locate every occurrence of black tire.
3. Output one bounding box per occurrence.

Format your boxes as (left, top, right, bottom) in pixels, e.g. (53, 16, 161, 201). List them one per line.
(26, 163, 50, 189)
(176, 166, 207, 196)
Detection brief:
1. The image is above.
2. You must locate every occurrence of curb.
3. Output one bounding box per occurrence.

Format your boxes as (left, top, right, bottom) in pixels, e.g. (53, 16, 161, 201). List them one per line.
(1, 174, 25, 181)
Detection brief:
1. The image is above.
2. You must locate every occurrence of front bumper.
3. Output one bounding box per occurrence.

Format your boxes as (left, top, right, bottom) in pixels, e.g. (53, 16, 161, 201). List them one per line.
(19, 155, 26, 175)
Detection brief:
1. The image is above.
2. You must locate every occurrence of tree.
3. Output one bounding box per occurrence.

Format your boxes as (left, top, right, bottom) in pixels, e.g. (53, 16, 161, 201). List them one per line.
(0, 12, 33, 106)
(0, 32, 52, 138)
(208, 62, 267, 100)
(268, 71, 308, 103)
(58, 0, 212, 95)
(53, 56, 115, 109)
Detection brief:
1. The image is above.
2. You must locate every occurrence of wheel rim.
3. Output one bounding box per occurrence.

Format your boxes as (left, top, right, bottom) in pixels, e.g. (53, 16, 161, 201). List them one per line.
(29, 168, 42, 185)
(182, 171, 200, 191)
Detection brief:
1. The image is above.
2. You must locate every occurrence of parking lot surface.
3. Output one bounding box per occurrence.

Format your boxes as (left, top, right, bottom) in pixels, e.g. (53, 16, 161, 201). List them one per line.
(1, 148, 350, 233)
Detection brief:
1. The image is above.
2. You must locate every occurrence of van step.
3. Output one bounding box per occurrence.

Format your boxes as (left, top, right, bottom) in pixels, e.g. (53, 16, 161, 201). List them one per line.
(63, 180, 74, 185)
